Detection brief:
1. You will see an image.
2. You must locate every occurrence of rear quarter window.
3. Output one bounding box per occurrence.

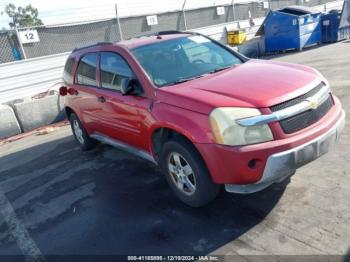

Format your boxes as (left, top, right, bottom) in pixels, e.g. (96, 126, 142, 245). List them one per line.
(63, 57, 75, 85)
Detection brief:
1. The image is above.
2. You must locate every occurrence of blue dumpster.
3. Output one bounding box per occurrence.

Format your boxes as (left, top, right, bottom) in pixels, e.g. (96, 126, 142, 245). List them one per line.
(12, 47, 22, 61)
(256, 6, 321, 52)
(321, 10, 342, 43)
(321, 0, 350, 43)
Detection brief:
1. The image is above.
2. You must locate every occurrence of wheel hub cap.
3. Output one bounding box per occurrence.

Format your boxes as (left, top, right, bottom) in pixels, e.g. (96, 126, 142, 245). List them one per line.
(73, 120, 84, 144)
(168, 152, 196, 196)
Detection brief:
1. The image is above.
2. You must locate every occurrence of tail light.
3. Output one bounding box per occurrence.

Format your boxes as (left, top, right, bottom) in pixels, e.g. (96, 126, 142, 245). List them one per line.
(59, 86, 68, 96)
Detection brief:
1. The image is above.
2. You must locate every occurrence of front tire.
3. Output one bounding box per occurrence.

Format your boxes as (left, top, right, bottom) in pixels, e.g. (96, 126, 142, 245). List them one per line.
(160, 137, 220, 207)
(69, 113, 96, 151)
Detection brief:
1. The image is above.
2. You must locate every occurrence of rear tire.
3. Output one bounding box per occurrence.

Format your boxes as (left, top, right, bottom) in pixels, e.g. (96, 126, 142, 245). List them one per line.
(160, 137, 220, 207)
(69, 113, 96, 151)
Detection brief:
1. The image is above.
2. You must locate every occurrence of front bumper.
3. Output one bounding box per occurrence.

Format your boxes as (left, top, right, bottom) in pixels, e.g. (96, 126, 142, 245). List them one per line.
(225, 109, 345, 193)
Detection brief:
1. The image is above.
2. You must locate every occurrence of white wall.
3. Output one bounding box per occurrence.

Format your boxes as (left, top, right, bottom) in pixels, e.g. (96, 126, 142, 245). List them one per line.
(0, 53, 68, 104)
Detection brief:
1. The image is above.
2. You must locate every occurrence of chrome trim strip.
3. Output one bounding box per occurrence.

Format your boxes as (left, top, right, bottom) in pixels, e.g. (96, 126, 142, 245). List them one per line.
(90, 133, 158, 165)
(237, 83, 331, 127)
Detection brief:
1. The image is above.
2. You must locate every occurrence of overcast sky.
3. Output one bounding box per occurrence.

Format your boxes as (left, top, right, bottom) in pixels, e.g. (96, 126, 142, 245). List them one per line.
(0, 0, 118, 28)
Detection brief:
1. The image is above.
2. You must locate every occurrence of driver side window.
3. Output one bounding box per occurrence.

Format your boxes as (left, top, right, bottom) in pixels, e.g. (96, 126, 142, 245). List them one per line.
(100, 52, 134, 91)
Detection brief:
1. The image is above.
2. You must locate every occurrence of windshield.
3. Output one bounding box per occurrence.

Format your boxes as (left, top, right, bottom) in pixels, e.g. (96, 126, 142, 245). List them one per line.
(131, 35, 243, 87)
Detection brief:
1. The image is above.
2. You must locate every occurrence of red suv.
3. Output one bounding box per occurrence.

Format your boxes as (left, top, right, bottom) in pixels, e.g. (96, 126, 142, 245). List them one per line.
(60, 31, 345, 207)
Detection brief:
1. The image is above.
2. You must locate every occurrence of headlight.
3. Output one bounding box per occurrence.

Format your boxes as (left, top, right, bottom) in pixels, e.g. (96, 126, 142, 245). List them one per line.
(209, 107, 273, 146)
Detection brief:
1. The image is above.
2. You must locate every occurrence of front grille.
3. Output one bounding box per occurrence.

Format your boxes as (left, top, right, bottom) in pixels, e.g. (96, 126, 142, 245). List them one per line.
(278, 95, 333, 134)
(269, 82, 334, 134)
(270, 82, 324, 112)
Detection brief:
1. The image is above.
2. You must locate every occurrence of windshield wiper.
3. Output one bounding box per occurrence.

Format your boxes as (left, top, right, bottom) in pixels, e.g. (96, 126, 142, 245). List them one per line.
(165, 74, 205, 86)
(162, 65, 234, 87)
(208, 65, 233, 74)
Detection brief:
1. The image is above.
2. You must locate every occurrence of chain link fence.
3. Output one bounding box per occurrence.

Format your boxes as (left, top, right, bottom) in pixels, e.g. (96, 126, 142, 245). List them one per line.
(0, 30, 23, 63)
(119, 11, 186, 39)
(0, 0, 340, 64)
(17, 19, 122, 59)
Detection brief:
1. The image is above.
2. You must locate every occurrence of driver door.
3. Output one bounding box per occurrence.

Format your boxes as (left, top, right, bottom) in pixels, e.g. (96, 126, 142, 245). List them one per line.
(95, 51, 152, 150)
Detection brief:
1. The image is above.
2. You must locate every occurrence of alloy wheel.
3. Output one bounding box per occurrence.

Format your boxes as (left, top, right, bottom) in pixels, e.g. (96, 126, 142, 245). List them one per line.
(73, 119, 84, 144)
(167, 152, 196, 195)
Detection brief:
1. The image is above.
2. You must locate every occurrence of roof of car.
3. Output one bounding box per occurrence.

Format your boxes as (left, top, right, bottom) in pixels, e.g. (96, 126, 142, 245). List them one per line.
(118, 33, 192, 49)
(72, 32, 193, 53)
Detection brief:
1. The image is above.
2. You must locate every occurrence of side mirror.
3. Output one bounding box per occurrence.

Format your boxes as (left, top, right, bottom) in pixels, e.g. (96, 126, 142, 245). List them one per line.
(121, 78, 141, 96)
(59, 86, 68, 96)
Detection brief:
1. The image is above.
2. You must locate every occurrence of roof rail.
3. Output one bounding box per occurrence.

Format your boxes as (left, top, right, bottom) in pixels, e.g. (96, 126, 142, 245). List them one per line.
(157, 30, 186, 35)
(129, 30, 195, 40)
(72, 42, 112, 52)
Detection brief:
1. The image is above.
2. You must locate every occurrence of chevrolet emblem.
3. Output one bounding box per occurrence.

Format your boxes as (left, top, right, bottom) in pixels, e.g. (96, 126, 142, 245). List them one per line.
(307, 97, 319, 110)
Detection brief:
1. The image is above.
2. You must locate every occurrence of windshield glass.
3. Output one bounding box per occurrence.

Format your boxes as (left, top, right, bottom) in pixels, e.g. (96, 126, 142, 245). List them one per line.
(131, 35, 242, 87)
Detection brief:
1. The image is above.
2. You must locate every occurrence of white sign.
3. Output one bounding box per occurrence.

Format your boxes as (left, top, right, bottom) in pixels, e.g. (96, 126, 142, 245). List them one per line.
(323, 20, 330, 26)
(263, 1, 269, 9)
(19, 30, 40, 44)
(146, 15, 158, 26)
(216, 6, 225, 16)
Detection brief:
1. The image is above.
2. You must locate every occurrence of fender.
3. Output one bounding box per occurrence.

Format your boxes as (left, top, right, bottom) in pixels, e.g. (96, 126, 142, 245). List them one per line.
(64, 104, 87, 130)
(147, 102, 215, 153)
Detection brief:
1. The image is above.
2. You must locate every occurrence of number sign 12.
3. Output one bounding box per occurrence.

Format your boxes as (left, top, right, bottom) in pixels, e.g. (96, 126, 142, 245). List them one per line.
(19, 30, 40, 44)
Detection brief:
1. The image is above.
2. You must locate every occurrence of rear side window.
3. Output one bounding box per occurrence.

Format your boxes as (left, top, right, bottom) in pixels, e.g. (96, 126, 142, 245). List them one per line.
(63, 57, 74, 85)
(100, 52, 134, 91)
(76, 53, 98, 86)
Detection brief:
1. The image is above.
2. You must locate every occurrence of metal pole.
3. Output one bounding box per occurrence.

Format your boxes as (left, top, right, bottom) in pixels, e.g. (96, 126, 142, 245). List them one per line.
(232, 0, 235, 21)
(15, 26, 27, 60)
(182, 0, 188, 31)
(115, 3, 124, 40)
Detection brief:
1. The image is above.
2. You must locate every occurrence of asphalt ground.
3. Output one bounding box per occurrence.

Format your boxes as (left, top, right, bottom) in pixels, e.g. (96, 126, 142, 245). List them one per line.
(0, 40, 349, 261)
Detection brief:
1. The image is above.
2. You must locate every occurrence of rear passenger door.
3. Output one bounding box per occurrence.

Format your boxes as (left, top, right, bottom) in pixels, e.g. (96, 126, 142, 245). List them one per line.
(96, 51, 152, 150)
(72, 53, 103, 133)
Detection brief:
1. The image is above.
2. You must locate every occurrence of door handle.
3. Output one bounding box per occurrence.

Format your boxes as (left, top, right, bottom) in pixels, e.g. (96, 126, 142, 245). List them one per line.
(98, 96, 106, 103)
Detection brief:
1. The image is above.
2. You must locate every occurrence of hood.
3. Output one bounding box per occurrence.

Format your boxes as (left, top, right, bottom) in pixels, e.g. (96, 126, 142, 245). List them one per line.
(156, 59, 321, 114)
